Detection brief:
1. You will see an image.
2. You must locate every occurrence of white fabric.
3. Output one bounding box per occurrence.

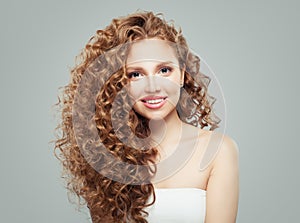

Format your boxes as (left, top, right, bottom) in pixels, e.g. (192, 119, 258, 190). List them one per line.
(145, 188, 206, 223)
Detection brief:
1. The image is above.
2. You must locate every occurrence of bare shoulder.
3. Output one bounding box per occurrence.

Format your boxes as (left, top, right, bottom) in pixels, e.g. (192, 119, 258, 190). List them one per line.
(196, 129, 239, 173)
(216, 133, 239, 161)
(203, 131, 240, 222)
(208, 131, 239, 175)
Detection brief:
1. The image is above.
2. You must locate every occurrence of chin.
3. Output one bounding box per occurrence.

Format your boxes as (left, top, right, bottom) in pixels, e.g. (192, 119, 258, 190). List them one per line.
(134, 107, 176, 121)
(134, 111, 168, 121)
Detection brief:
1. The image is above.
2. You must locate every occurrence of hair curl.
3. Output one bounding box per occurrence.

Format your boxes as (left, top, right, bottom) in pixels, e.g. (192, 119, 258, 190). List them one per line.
(54, 11, 220, 223)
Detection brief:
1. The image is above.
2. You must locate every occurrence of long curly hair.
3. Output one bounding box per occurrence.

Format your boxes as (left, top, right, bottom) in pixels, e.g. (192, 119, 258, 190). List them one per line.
(54, 11, 220, 223)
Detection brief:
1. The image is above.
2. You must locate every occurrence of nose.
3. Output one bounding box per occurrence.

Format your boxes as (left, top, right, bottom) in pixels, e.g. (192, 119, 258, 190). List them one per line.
(144, 75, 161, 93)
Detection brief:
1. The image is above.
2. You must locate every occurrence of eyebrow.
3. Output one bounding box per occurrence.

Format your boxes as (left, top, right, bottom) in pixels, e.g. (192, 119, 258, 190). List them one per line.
(126, 61, 178, 71)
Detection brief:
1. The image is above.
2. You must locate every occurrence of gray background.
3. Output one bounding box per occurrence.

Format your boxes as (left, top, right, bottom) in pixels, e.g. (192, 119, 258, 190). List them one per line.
(0, 0, 299, 222)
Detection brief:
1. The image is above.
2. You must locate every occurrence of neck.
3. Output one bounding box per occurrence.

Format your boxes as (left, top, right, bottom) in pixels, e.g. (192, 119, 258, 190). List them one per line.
(149, 109, 183, 152)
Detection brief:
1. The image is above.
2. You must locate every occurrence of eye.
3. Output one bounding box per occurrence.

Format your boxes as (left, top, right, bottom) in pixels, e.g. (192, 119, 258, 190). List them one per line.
(158, 67, 172, 75)
(127, 71, 143, 80)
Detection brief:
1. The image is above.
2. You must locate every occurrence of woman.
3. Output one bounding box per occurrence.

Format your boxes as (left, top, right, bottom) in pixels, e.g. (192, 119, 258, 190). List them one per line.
(54, 11, 239, 223)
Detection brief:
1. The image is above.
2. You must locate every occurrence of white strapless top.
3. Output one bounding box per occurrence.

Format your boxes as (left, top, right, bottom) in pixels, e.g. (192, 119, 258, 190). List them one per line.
(145, 188, 206, 223)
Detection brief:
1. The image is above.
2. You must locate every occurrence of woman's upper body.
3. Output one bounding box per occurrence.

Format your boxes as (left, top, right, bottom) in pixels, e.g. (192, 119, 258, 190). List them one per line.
(126, 39, 239, 221)
(55, 10, 239, 223)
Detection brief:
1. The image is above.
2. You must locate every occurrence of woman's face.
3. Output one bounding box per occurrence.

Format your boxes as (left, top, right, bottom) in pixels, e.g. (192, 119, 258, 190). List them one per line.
(126, 38, 184, 120)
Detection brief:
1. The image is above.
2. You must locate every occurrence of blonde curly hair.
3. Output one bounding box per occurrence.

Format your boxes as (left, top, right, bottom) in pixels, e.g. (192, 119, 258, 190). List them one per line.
(54, 11, 220, 223)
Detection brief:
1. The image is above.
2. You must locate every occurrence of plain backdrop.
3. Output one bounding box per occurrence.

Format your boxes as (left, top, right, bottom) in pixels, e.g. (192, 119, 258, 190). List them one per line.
(0, 0, 299, 222)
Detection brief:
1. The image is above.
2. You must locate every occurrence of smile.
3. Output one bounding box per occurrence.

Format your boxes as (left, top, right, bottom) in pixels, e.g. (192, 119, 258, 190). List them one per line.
(140, 97, 167, 109)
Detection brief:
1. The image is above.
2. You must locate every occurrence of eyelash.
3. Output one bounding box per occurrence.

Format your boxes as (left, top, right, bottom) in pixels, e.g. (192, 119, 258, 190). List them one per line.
(127, 72, 142, 79)
(159, 67, 173, 74)
(127, 67, 173, 79)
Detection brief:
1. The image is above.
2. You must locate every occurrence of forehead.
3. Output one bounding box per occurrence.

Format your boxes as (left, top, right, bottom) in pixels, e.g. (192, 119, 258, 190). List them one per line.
(126, 39, 178, 65)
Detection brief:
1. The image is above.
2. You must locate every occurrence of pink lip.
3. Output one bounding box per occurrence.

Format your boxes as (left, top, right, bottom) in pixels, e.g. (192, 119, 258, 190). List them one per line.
(141, 96, 167, 101)
(140, 96, 167, 109)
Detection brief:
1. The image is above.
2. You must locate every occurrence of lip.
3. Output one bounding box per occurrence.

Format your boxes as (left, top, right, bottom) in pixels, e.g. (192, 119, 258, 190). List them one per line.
(140, 96, 168, 109)
(140, 96, 167, 101)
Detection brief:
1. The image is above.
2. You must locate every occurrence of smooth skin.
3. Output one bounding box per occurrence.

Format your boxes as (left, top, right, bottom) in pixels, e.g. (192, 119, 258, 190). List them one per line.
(127, 38, 239, 223)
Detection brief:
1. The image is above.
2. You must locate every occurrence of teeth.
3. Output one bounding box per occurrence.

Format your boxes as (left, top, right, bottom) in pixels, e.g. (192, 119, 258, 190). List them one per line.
(145, 99, 164, 104)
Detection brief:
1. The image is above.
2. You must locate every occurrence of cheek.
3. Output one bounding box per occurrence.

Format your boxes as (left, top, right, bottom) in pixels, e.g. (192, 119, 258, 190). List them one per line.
(159, 83, 180, 106)
(128, 81, 144, 100)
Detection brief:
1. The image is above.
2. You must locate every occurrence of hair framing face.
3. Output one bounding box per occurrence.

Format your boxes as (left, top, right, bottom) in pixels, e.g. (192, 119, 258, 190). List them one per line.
(54, 11, 221, 223)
